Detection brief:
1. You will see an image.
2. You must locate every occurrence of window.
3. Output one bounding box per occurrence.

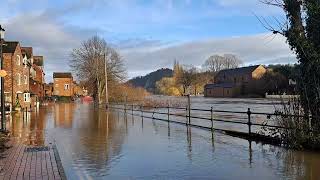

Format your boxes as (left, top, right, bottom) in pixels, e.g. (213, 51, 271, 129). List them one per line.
(24, 93, 30, 102)
(5, 94, 11, 102)
(17, 73, 21, 85)
(24, 75, 28, 84)
(16, 55, 21, 65)
(64, 84, 69, 90)
(23, 57, 28, 68)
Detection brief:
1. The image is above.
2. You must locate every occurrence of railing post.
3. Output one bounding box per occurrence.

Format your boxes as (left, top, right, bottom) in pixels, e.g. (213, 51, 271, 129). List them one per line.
(211, 107, 213, 130)
(188, 95, 191, 125)
(185, 106, 188, 125)
(152, 106, 156, 119)
(167, 106, 170, 122)
(247, 108, 252, 135)
(141, 105, 143, 118)
(132, 104, 134, 116)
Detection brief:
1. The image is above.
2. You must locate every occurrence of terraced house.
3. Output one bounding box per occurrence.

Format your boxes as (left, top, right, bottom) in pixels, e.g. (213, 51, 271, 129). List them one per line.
(53, 72, 74, 99)
(30, 55, 45, 103)
(2, 42, 31, 110)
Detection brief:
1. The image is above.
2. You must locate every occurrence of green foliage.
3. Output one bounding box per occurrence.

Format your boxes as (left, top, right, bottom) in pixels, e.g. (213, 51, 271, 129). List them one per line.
(281, 0, 320, 130)
(264, 0, 320, 149)
(267, 64, 299, 81)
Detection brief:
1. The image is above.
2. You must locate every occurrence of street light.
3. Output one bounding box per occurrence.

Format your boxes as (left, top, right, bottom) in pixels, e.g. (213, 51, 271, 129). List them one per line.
(0, 25, 6, 131)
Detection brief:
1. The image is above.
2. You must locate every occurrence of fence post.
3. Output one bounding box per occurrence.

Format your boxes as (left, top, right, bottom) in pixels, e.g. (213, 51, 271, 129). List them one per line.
(247, 108, 252, 135)
(141, 105, 143, 118)
(211, 107, 213, 130)
(167, 106, 170, 122)
(132, 104, 134, 116)
(188, 95, 191, 125)
(185, 106, 188, 125)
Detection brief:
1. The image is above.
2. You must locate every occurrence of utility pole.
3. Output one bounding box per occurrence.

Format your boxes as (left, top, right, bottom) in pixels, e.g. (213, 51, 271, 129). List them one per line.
(104, 52, 109, 109)
(0, 25, 6, 131)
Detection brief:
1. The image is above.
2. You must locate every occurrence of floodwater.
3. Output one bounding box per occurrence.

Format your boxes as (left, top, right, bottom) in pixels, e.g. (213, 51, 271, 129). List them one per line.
(5, 99, 320, 180)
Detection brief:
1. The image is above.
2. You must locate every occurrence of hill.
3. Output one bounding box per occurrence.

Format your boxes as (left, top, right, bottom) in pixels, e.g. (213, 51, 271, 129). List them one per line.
(128, 68, 173, 93)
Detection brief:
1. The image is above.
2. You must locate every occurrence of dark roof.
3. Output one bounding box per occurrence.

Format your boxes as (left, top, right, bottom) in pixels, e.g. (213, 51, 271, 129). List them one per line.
(2, 41, 19, 53)
(216, 65, 262, 77)
(33, 56, 44, 66)
(205, 83, 235, 89)
(53, 72, 73, 78)
(21, 47, 33, 58)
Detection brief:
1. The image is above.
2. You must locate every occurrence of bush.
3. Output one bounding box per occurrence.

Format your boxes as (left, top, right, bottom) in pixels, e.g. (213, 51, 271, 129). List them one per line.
(262, 97, 320, 150)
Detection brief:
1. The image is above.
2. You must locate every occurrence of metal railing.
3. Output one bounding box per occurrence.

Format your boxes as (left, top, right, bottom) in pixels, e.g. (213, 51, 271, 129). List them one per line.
(109, 103, 310, 136)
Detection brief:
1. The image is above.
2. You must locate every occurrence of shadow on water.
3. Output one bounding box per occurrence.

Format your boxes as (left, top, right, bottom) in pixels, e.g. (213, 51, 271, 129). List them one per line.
(5, 102, 320, 179)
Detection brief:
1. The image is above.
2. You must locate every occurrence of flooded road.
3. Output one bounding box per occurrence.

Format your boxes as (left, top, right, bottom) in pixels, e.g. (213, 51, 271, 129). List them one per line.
(6, 101, 320, 179)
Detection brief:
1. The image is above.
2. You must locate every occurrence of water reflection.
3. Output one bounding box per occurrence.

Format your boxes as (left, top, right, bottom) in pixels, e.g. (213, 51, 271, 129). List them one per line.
(5, 102, 320, 179)
(8, 107, 49, 146)
(54, 103, 76, 128)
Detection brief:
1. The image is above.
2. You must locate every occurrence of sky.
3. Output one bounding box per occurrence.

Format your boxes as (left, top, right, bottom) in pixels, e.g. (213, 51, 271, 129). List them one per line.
(0, 0, 296, 82)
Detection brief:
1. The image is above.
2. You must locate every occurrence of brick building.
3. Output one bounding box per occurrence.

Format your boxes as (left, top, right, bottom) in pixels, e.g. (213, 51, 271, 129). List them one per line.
(3, 42, 31, 110)
(53, 72, 74, 97)
(44, 83, 54, 98)
(204, 65, 267, 97)
(30, 56, 45, 103)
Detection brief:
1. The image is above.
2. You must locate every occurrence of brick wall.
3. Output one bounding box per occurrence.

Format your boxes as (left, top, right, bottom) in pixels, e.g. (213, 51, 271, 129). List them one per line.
(3, 43, 31, 109)
(53, 77, 74, 97)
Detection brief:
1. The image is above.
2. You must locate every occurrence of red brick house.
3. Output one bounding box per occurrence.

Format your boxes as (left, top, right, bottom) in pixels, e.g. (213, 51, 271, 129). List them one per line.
(3, 42, 31, 110)
(53, 72, 74, 97)
(29, 56, 45, 103)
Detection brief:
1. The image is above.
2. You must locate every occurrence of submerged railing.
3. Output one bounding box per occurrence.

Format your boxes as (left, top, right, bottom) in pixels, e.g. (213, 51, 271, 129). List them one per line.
(109, 103, 315, 143)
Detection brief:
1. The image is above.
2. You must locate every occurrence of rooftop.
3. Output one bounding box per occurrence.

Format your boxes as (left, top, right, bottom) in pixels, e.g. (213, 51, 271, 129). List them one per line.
(2, 41, 19, 53)
(216, 65, 262, 77)
(53, 72, 73, 78)
(21, 47, 33, 59)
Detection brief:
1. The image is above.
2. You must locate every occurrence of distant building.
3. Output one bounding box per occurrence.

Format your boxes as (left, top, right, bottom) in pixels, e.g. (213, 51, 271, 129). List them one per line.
(44, 83, 54, 97)
(53, 72, 74, 97)
(204, 65, 267, 97)
(73, 81, 86, 97)
(3, 42, 31, 109)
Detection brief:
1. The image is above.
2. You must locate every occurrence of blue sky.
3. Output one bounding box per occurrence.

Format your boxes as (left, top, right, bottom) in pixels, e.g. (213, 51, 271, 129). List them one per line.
(1, 0, 294, 81)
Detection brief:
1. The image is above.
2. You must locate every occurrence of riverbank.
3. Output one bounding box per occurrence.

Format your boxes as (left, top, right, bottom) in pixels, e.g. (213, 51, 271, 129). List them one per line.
(0, 138, 66, 180)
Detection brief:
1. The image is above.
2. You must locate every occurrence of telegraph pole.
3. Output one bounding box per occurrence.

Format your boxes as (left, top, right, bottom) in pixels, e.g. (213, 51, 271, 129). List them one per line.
(0, 25, 6, 131)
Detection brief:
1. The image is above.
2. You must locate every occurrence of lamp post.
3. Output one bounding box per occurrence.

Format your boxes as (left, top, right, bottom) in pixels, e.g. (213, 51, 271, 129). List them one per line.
(0, 25, 6, 131)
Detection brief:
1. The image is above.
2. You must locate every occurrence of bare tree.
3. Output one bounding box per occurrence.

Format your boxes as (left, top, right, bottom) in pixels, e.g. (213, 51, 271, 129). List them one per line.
(175, 65, 197, 95)
(223, 54, 243, 69)
(70, 36, 126, 104)
(202, 54, 242, 73)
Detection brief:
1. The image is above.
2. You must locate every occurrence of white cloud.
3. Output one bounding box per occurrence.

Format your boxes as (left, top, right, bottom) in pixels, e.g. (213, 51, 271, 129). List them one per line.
(3, 11, 99, 82)
(120, 33, 296, 78)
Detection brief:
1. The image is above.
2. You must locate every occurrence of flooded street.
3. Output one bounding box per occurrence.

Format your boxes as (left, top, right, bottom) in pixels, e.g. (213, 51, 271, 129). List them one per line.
(5, 100, 320, 180)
